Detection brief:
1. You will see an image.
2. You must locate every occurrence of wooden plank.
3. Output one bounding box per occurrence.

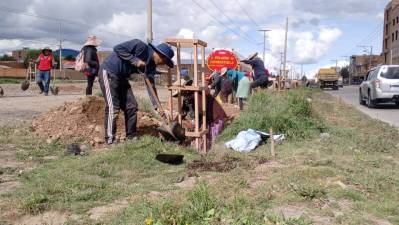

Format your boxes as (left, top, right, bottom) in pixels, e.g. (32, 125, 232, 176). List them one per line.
(185, 130, 208, 137)
(165, 38, 207, 47)
(167, 85, 206, 91)
(168, 68, 173, 120)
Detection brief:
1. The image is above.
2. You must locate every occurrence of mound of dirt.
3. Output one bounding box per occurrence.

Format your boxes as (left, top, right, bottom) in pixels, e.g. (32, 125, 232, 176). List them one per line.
(31, 96, 160, 147)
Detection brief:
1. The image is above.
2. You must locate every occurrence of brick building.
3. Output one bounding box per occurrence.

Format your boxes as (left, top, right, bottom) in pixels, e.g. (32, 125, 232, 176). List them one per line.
(383, 0, 399, 64)
(349, 55, 384, 83)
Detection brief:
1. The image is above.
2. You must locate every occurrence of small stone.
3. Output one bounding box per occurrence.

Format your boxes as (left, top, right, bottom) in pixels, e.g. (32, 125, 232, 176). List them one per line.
(88, 125, 95, 130)
(46, 138, 52, 144)
(320, 133, 331, 140)
(95, 125, 102, 132)
(94, 137, 104, 144)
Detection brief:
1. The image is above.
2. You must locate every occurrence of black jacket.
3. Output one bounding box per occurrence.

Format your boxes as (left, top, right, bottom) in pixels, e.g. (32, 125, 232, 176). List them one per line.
(241, 58, 266, 80)
(101, 39, 156, 78)
(83, 45, 99, 76)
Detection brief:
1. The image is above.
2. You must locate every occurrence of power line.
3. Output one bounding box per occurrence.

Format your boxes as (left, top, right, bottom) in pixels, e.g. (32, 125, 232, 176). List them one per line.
(191, 0, 259, 46)
(207, 0, 261, 44)
(234, 0, 261, 30)
(0, 5, 132, 40)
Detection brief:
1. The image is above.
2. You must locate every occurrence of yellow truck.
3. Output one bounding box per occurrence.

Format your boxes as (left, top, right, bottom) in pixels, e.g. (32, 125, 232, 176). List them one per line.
(316, 68, 339, 90)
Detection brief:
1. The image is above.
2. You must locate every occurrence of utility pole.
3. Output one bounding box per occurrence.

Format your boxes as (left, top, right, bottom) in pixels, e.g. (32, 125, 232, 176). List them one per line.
(357, 45, 373, 70)
(259, 29, 271, 66)
(341, 55, 351, 85)
(300, 64, 304, 79)
(58, 21, 62, 71)
(147, 0, 153, 43)
(330, 59, 339, 72)
(279, 52, 284, 76)
(283, 17, 289, 79)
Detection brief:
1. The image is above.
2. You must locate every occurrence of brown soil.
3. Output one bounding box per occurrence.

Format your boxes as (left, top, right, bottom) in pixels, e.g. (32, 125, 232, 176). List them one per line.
(187, 157, 240, 173)
(31, 96, 160, 147)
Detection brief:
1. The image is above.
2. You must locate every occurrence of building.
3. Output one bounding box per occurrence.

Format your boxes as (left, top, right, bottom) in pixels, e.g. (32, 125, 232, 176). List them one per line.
(383, 0, 399, 64)
(12, 49, 29, 63)
(349, 55, 384, 83)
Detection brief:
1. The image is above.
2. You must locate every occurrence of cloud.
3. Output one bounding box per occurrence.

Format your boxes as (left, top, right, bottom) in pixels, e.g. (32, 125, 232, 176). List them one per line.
(294, 27, 343, 64)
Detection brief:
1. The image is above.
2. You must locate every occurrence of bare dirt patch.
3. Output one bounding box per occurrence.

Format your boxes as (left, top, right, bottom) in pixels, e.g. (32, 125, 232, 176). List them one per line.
(187, 157, 240, 174)
(31, 96, 160, 147)
(15, 211, 71, 225)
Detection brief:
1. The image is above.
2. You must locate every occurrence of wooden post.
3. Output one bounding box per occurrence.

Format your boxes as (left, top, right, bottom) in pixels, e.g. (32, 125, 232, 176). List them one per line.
(201, 45, 207, 154)
(193, 44, 200, 149)
(168, 68, 173, 121)
(270, 128, 275, 158)
(176, 43, 182, 124)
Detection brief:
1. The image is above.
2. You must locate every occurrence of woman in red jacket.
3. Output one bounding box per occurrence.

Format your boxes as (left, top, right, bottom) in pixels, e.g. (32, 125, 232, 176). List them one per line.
(35, 47, 54, 96)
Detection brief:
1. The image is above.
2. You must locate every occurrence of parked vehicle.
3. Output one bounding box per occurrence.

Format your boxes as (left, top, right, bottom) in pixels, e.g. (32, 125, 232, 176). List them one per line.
(359, 65, 399, 108)
(316, 68, 339, 90)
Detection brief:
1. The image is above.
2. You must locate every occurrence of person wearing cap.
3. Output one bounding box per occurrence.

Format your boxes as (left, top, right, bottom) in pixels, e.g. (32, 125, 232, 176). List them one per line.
(82, 35, 102, 95)
(35, 47, 55, 96)
(241, 53, 269, 91)
(99, 39, 174, 145)
(220, 67, 250, 110)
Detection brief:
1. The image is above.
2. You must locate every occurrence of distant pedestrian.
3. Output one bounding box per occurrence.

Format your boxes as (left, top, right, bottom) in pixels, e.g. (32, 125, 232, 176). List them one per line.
(36, 47, 55, 96)
(82, 35, 102, 95)
(220, 67, 250, 110)
(241, 52, 269, 91)
(99, 39, 174, 145)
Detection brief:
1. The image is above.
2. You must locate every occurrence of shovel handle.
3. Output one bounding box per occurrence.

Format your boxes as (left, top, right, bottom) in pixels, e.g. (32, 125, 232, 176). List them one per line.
(144, 78, 168, 121)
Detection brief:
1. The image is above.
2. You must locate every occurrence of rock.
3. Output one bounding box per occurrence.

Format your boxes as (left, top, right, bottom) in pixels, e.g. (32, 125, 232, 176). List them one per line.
(69, 106, 82, 114)
(88, 125, 95, 130)
(95, 125, 102, 133)
(320, 133, 331, 140)
(46, 138, 53, 144)
(94, 137, 104, 144)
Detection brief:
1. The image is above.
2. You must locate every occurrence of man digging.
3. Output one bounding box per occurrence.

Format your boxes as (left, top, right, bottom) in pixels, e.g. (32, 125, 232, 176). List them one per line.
(99, 39, 174, 145)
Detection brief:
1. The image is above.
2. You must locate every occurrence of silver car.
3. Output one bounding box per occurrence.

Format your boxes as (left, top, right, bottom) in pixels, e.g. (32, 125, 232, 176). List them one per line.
(359, 65, 399, 108)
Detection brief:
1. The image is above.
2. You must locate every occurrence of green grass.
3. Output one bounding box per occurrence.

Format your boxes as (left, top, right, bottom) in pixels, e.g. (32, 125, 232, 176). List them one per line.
(221, 88, 325, 140)
(1, 88, 399, 224)
(0, 78, 21, 84)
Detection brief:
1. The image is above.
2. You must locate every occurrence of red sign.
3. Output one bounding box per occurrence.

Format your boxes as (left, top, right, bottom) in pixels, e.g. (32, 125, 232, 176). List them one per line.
(207, 49, 238, 72)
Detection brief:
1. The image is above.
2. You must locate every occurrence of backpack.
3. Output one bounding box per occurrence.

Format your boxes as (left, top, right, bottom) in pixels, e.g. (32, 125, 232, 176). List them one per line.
(74, 47, 86, 72)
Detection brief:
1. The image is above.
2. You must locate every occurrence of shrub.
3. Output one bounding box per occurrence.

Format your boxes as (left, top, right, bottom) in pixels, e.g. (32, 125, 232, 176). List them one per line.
(221, 89, 322, 140)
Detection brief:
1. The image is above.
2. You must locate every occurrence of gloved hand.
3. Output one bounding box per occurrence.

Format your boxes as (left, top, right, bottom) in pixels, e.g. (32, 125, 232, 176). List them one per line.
(136, 59, 146, 69)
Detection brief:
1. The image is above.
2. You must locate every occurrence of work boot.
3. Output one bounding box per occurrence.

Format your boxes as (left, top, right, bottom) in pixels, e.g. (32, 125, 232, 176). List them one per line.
(126, 135, 139, 141)
(44, 92, 48, 96)
(37, 82, 44, 94)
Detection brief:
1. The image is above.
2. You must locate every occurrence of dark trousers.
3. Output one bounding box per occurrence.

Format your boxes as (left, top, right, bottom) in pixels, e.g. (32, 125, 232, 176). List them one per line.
(98, 68, 138, 143)
(86, 75, 96, 95)
(250, 76, 269, 90)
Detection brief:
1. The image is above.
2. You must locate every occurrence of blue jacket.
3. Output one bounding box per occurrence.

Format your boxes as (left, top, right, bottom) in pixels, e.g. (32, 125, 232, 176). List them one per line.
(102, 39, 156, 78)
(241, 58, 266, 80)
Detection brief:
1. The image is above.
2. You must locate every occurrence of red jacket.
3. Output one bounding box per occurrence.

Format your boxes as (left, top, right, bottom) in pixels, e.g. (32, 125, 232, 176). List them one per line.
(37, 54, 53, 71)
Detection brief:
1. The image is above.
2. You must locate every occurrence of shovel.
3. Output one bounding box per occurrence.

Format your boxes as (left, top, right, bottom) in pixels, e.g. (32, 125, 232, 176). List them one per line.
(21, 66, 32, 91)
(50, 70, 59, 95)
(144, 77, 186, 142)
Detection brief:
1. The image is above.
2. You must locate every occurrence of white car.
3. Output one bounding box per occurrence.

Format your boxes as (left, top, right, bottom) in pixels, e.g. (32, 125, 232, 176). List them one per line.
(359, 65, 399, 108)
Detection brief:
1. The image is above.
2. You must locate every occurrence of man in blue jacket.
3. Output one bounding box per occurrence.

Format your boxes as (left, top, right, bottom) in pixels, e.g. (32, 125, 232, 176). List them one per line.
(99, 39, 174, 145)
(241, 53, 269, 91)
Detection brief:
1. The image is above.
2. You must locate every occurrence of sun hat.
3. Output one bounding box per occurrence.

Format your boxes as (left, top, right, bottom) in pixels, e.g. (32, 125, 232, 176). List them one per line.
(220, 67, 228, 76)
(242, 52, 258, 61)
(41, 47, 52, 54)
(84, 35, 102, 47)
(149, 43, 174, 68)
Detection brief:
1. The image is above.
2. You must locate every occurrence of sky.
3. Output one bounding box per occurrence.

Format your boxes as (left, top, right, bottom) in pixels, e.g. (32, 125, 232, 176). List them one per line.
(0, 0, 390, 77)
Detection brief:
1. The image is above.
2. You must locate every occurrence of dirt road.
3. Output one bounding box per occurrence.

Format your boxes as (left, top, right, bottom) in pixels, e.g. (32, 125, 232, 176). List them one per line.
(326, 85, 399, 128)
(0, 83, 168, 128)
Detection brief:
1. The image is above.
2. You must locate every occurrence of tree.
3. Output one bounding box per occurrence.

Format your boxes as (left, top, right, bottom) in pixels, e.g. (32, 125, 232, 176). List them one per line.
(340, 67, 349, 79)
(0, 54, 16, 61)
(23, 49, 41, 68)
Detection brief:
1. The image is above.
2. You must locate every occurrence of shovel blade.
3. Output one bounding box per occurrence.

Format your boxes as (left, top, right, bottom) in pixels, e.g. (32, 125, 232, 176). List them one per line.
(50, 86, 59, 95)
(21, 81, 30, 91)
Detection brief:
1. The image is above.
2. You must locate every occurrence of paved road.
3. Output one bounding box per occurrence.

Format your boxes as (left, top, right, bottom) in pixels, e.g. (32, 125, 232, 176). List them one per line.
(326, 85, 399, 128)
